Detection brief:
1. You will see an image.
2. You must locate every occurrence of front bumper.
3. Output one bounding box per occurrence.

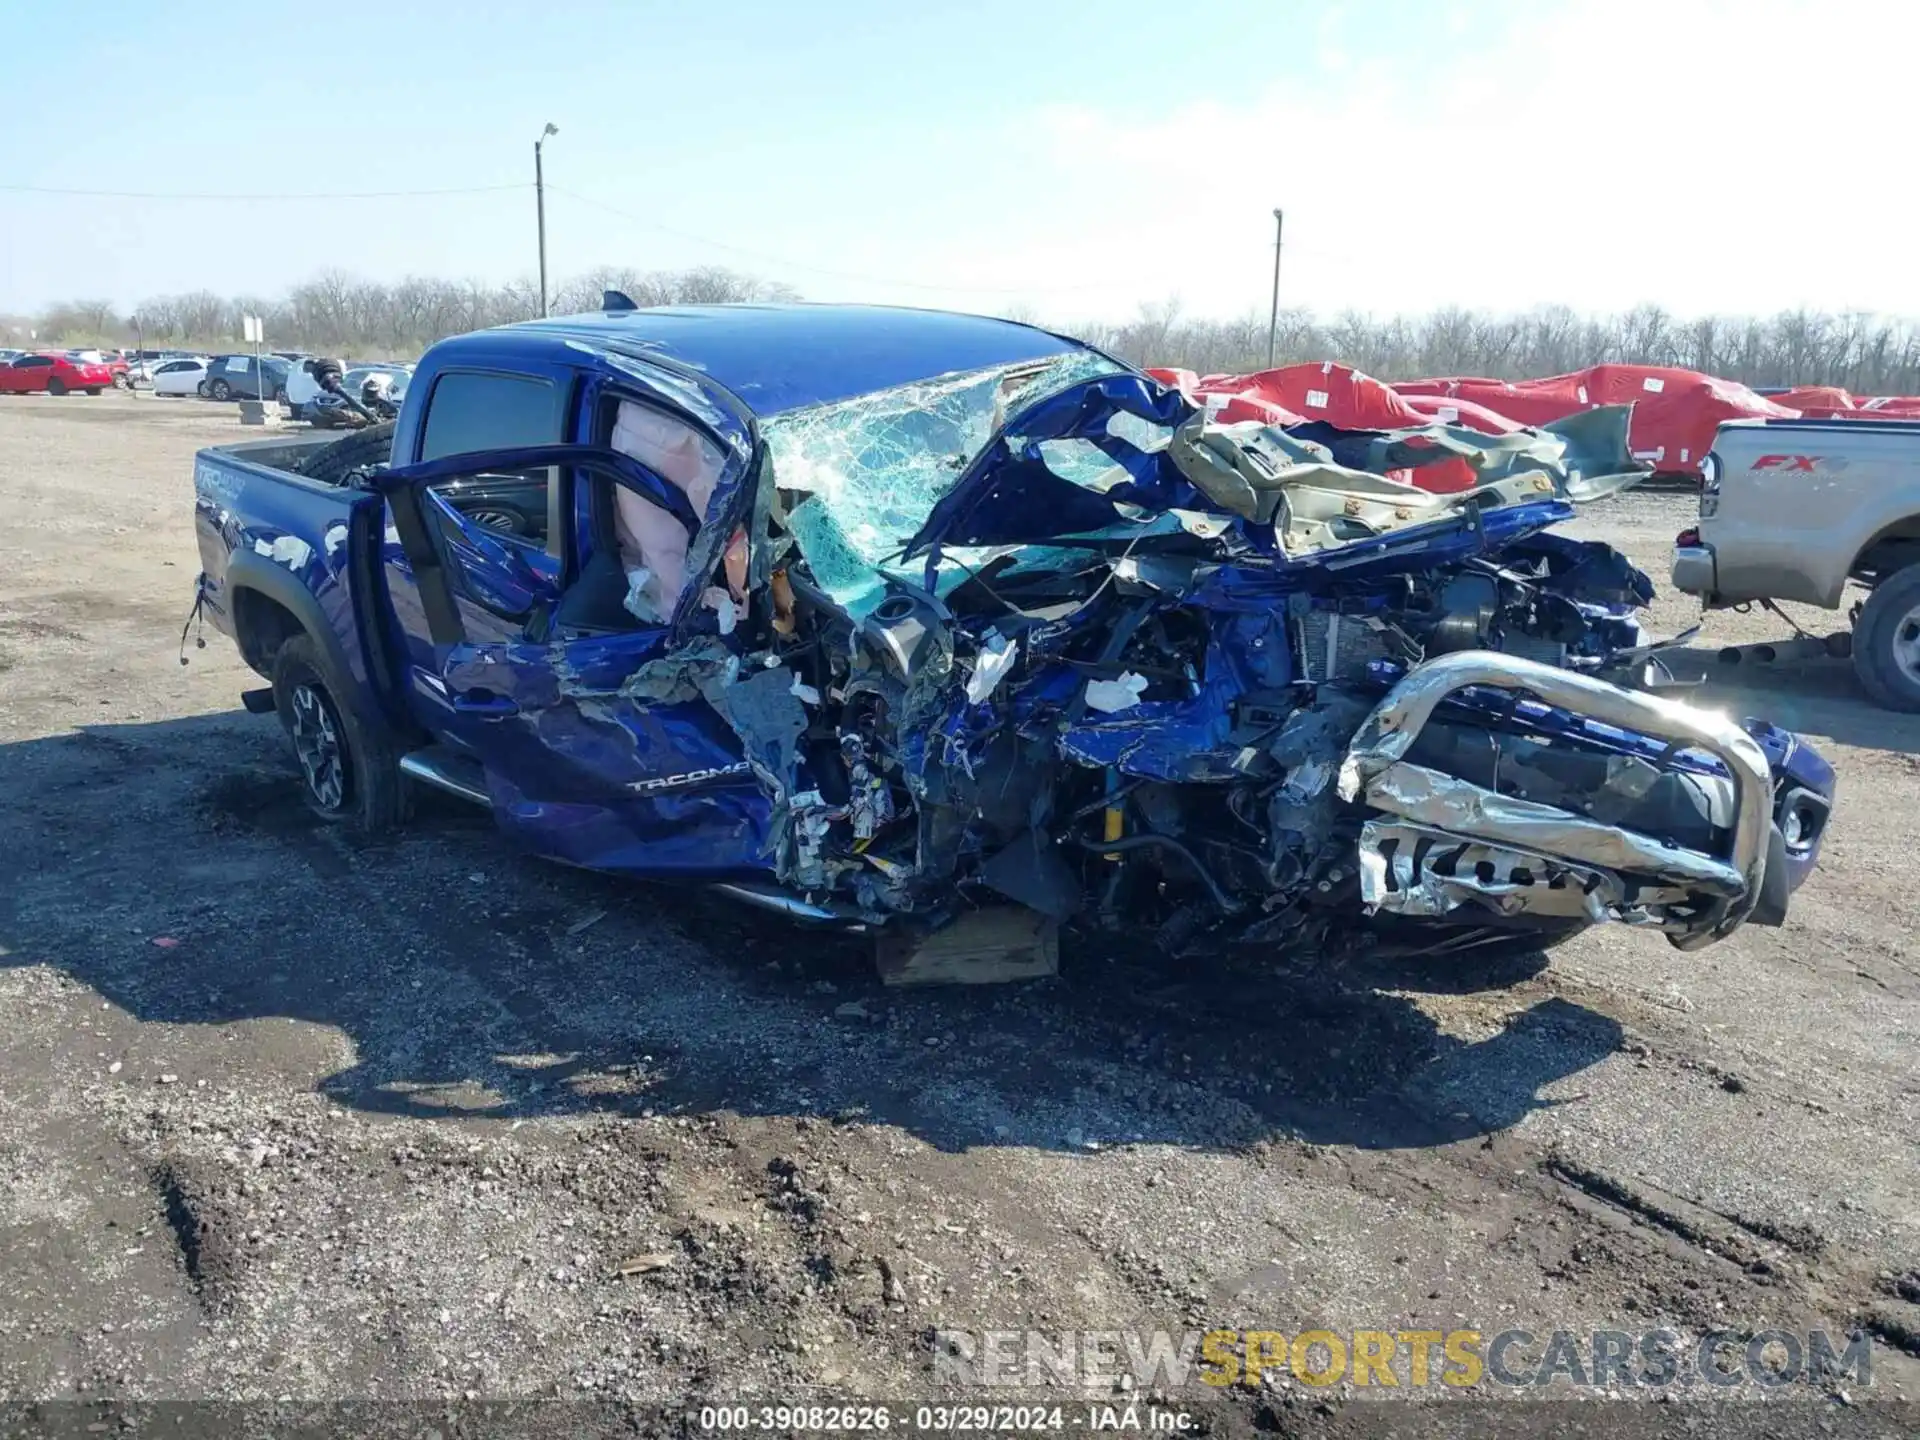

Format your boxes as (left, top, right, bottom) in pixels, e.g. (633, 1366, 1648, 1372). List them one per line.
(1341, 650, 1816, 950)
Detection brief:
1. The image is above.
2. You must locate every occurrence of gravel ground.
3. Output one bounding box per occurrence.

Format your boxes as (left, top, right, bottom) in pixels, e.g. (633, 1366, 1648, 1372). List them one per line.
(3, 392, 1919, 1433)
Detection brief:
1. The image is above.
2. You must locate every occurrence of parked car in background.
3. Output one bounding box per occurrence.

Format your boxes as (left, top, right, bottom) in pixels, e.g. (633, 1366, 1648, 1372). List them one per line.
(150, 358, 211, 397)
(0, 353, 115, 395)
(202, 354, 290, 402)
(68, 349, 133, 388)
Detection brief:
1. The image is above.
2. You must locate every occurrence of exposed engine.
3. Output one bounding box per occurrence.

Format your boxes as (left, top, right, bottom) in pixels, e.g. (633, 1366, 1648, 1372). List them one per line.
(739, 537, 1796, 956)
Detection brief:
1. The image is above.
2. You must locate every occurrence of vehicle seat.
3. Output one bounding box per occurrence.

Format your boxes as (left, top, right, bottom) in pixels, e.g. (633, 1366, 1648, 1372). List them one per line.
(550, 546, 644, 636)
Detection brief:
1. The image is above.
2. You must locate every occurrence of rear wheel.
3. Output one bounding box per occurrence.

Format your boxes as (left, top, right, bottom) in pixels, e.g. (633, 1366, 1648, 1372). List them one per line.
(1852, 563, 1920, 711)
(210, 378, 232, 401)
(458, 505, 527, 535)
(46, 378, 66, 396)
(294, 420, 397, 485)
(270, 632, 405, 830)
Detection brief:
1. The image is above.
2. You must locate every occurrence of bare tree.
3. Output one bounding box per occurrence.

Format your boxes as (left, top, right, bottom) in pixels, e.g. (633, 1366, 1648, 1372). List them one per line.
(1081, 301, 1920, 395)
(35, 298, 121, 343)
(37, 278, 1920, 396)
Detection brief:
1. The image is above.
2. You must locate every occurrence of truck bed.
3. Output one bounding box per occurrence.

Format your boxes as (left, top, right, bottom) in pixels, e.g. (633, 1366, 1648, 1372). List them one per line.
(192, 432, 394, 713)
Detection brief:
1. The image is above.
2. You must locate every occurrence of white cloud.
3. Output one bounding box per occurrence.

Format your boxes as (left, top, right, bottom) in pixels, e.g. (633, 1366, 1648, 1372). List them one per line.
(870, 0, 1920, 323)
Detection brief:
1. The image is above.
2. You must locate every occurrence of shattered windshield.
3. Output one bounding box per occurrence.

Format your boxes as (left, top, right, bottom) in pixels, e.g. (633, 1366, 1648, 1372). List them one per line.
(762, 350, 1126, 614)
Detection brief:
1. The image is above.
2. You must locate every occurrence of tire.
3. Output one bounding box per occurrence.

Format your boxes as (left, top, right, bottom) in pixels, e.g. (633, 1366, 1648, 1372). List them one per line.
(46, 378, 66, 396)
(113, 373, 130, 390)
(270, 632, 405, 831)
(196, 381, 209, 398)
(1851, 563, 1920, 711)
(295, 420, 397, 485)
(458, 505, 528, 535)
(210, 379, 232, 401)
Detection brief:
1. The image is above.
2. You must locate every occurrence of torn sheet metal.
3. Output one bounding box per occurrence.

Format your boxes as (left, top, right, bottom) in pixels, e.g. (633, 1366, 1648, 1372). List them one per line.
(1164, 411, 1336, 522)
(708, 663, 808, 790)
(1357, 762, 1746, 894)
(1359, 820, 1617, 922)
(1396, 365, 1797, 482)
(1356, 820, 1696, 924)
(616, 636, 739, 705)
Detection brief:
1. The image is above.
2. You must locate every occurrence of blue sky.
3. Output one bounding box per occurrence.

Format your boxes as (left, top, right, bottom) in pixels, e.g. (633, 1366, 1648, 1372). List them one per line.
(4, 0, 1916, 323)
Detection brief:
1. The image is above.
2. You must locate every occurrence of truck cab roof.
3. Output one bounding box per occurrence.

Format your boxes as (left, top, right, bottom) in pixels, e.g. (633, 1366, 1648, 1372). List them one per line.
(439, 303, 1094, 418)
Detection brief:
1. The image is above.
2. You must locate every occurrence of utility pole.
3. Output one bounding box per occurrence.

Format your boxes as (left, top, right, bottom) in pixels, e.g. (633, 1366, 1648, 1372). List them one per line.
(535, 123, 558, 317)
(1266, 208, 1285, 370)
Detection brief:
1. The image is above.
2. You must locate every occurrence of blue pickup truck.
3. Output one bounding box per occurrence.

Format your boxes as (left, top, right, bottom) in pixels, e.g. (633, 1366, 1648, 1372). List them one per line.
(191, 300, 1835, 962)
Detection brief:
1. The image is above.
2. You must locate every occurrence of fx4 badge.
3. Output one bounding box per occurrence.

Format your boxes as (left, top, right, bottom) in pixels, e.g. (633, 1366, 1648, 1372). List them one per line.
(628, 762, 753, 793)
(1750, 454, 1850, 473)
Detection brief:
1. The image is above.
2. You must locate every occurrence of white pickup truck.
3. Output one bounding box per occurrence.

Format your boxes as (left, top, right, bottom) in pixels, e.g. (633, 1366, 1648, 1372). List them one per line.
(1672, 416, 1920, 710)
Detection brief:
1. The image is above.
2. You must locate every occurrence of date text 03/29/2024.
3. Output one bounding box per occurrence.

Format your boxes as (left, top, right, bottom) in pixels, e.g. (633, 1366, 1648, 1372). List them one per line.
(696, 1403, 1194, 1432)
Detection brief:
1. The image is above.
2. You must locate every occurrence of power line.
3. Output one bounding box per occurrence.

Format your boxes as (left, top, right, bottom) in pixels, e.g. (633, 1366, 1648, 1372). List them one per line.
(546, 184, 1115, 297)
(0, 181, 526, 201)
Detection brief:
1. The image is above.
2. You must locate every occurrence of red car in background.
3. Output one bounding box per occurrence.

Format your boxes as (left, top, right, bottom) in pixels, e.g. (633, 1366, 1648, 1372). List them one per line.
(0, 353, 115, 395)
(67, 349, 132, 388)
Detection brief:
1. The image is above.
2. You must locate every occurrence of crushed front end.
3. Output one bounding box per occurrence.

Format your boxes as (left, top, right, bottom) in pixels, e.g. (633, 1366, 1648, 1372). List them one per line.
(688, 359, 1833, 959)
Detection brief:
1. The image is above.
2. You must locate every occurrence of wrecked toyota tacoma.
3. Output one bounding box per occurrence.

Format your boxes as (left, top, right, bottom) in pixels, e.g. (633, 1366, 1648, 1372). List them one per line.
(189, 302, 1834, 968)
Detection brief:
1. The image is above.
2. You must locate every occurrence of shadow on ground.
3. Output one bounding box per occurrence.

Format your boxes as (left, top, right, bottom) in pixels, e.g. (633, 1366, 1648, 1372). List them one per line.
(0, 714, 1623, 1157)
(1660, 645, 1920, 753)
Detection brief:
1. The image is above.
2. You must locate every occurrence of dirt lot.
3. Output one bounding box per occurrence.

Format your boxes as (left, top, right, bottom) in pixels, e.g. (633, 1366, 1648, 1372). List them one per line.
(3, 391, 1920, 1432)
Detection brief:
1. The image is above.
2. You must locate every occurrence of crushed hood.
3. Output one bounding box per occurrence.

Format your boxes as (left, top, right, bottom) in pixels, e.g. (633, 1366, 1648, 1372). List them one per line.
(901, 372, 1648, 565)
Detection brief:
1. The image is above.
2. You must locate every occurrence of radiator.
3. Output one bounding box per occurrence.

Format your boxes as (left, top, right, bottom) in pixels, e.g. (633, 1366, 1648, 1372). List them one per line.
(1298, 609, 1567, 683)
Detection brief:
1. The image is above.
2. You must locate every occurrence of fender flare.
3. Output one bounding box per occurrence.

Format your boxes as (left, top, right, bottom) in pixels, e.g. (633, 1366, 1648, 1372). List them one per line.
(223, 550, 360, 698)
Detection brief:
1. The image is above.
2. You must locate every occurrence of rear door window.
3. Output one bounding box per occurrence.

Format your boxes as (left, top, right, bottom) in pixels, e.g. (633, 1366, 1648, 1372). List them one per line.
(420, 372, 564, 458)
(419, 371, 565, 546)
